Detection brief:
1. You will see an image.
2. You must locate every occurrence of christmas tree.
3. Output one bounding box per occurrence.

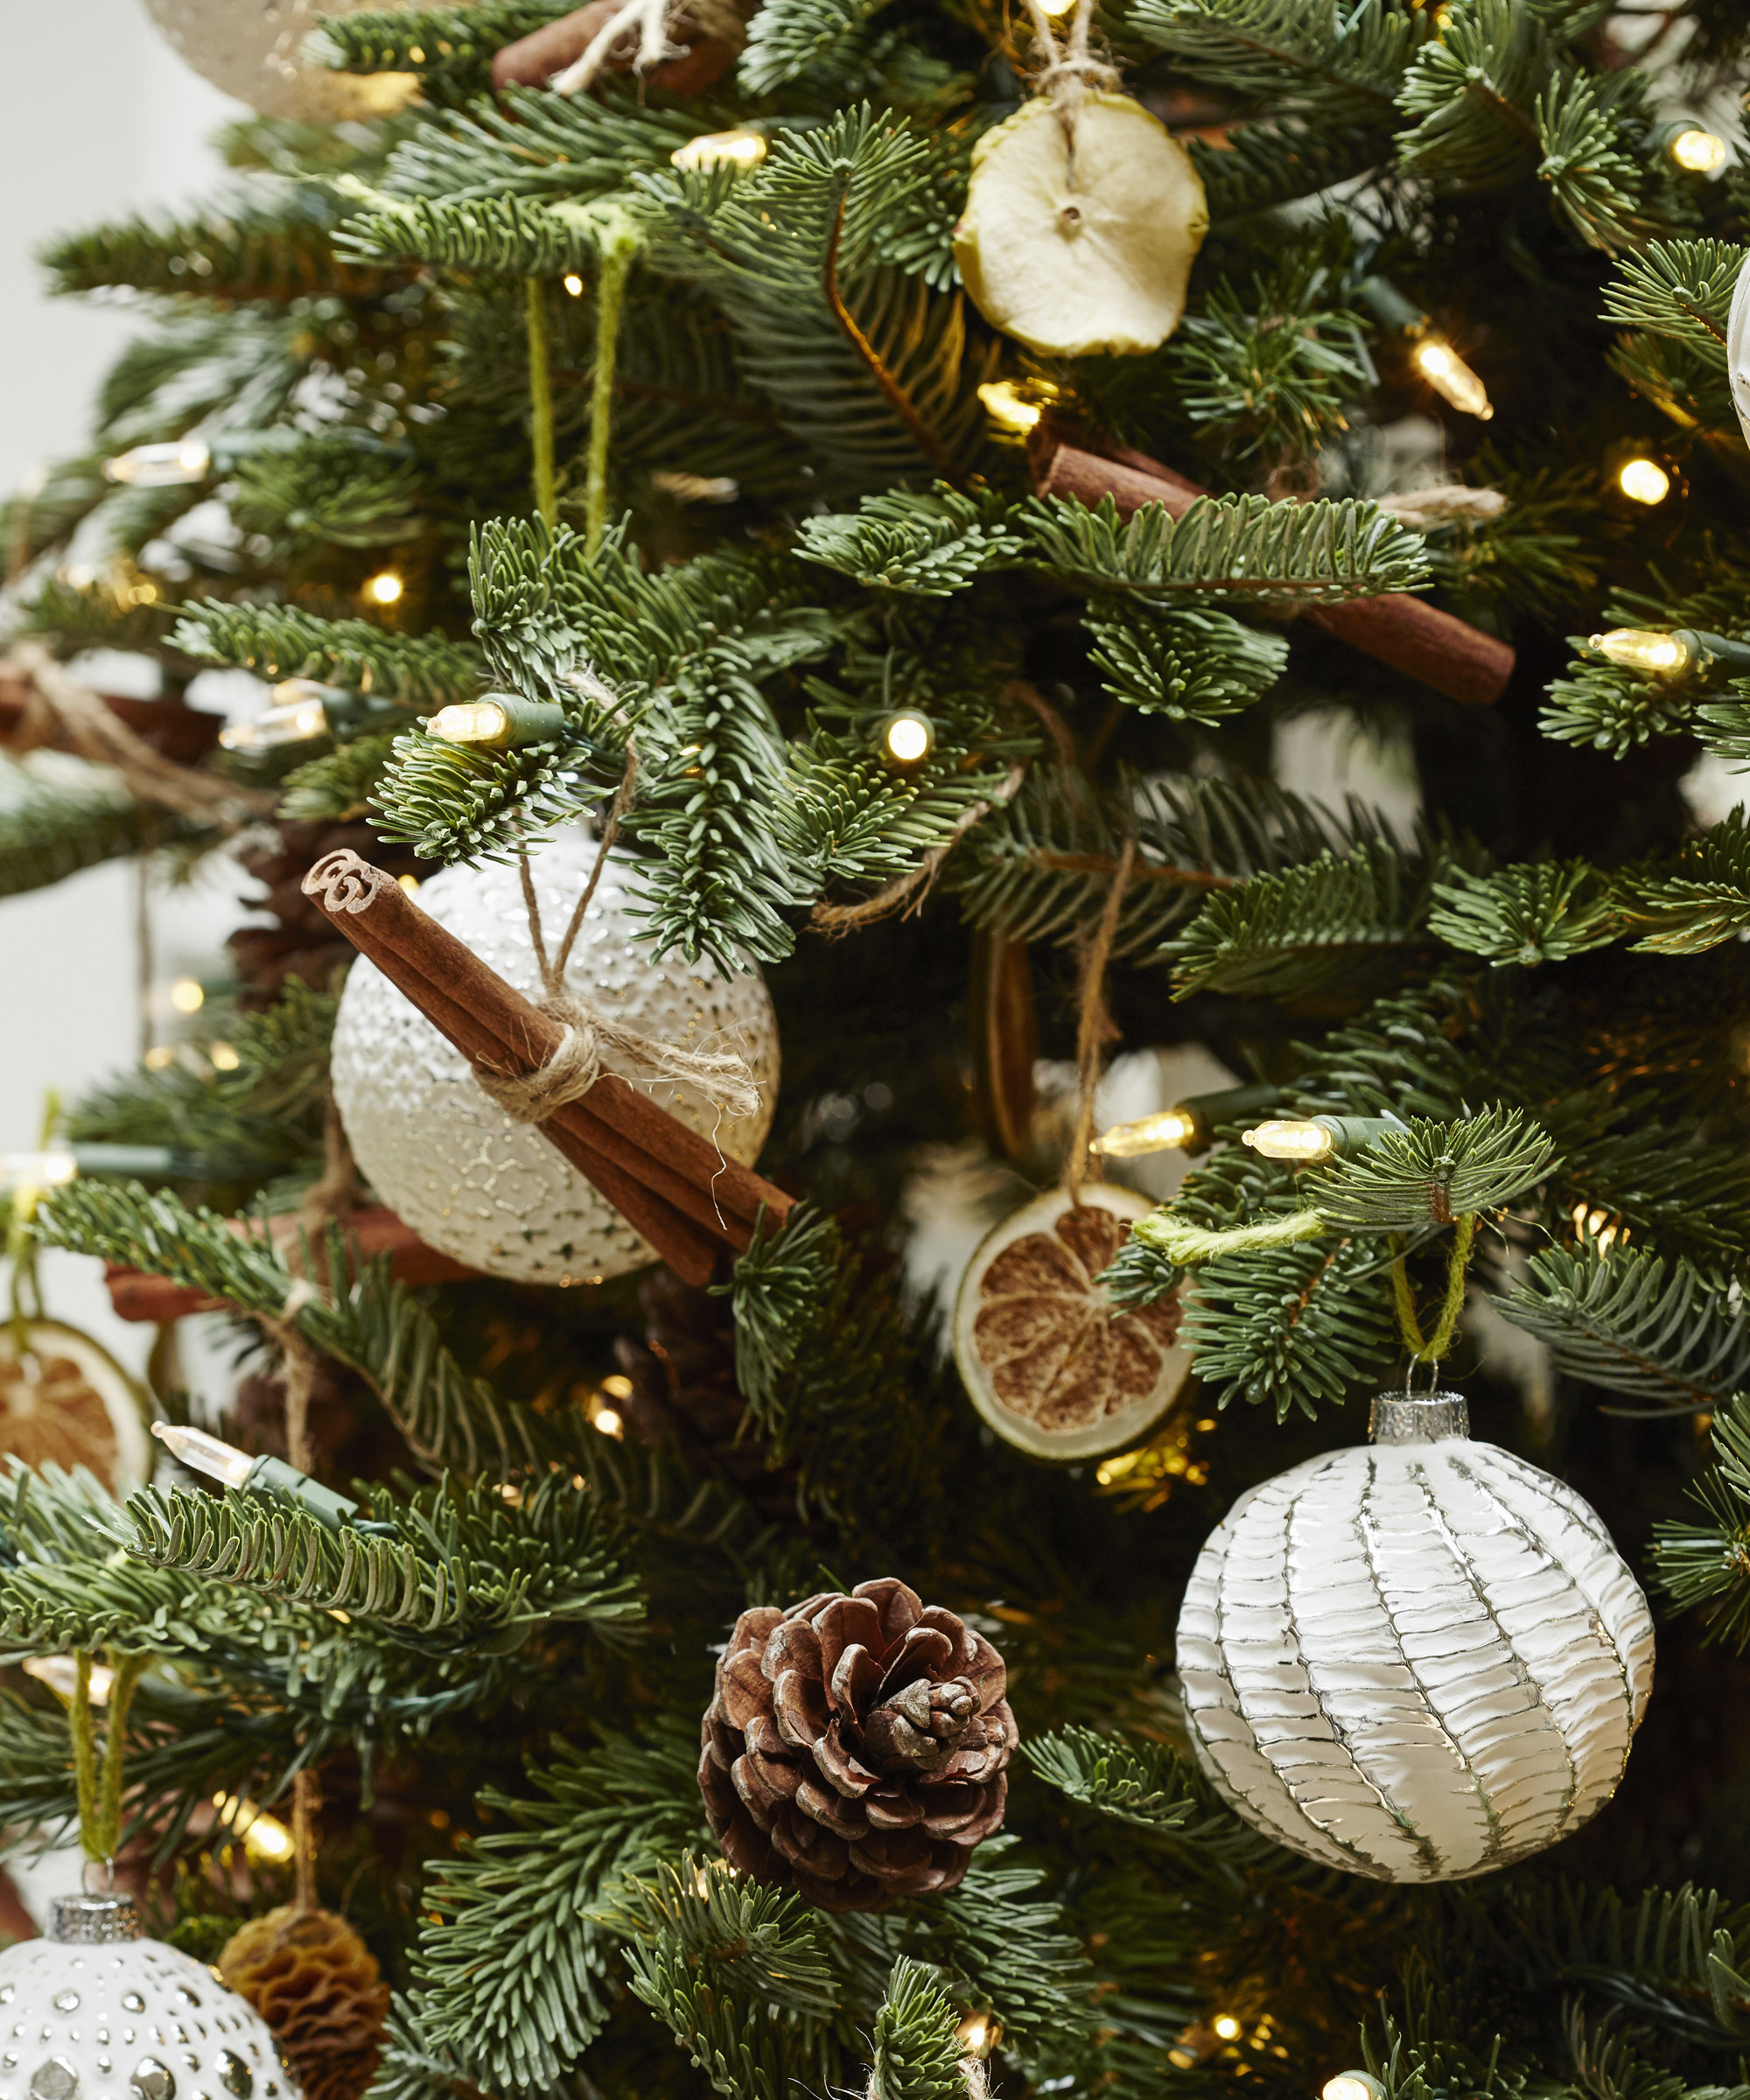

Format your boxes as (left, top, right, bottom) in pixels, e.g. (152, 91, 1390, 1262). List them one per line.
(8, 0, 1750, 2094)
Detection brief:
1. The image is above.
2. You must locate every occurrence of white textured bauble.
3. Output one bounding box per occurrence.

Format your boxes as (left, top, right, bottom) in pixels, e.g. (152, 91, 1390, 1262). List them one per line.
(1177, 1392, 1654, 1883)
(1730, 248, 1750, 454)
(330, 830, 780, 1285)
(0, 1892, 298, 2100)
(141, 0, 417, 122)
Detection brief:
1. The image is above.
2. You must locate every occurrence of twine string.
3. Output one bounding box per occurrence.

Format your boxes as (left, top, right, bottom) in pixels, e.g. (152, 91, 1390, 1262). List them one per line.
(550, 0, 687, 93)
(1020, 0, 1119, 122)
(1066, 836, 1134, 1203)
(485, 748, 761, 1128)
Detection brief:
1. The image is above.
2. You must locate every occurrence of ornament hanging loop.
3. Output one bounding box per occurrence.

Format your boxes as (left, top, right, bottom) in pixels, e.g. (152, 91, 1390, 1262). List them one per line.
(1021, 0, 1120, 141)
(80, 1854, 115, 1897)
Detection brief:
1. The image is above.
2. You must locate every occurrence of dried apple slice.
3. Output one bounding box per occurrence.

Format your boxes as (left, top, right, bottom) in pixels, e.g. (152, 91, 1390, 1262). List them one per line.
(952, 1184, 1190, 1460)
(953, 93, 1208, 359)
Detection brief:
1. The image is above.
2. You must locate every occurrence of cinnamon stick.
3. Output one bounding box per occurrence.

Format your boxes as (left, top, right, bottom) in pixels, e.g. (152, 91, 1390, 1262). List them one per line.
(492, 0, 744, 96)
(300, 853, 794, 1279)
(103, 1206, 480, 1323)
(1027, 428, 1515, 708)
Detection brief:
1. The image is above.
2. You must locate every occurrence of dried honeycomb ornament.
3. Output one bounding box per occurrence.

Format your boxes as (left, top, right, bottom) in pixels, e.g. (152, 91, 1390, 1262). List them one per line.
(217, 1911, 386, 2100)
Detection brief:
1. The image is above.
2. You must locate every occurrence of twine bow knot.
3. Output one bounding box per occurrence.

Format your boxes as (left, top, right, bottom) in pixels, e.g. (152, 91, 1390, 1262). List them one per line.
(475, 746, 761, 1130)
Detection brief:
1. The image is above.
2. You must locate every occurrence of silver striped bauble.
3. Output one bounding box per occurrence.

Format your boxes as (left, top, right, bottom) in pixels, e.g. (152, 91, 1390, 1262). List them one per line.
(1176, 1392, 1654, 1882)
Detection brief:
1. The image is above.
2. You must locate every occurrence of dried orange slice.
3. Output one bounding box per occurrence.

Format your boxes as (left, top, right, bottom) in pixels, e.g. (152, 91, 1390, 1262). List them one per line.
(953, 1185, 1190, 1460)
(0, 1320, 152, 1492)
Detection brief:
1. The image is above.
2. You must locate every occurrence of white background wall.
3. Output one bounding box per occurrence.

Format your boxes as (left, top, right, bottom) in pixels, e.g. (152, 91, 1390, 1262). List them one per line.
(1, 5, 244, 1361)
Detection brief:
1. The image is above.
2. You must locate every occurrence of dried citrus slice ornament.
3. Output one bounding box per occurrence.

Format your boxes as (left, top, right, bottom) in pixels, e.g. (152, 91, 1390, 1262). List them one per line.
(954, 94, 1208, 360)
(953, 1184, 1191, 1460)
(0, 1320, 152, 1490)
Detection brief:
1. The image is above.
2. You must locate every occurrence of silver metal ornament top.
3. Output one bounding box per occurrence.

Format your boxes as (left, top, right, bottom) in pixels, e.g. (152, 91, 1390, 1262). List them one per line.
(1368, 1390, 1470, 1445)
(46, 1893, 141, 1944)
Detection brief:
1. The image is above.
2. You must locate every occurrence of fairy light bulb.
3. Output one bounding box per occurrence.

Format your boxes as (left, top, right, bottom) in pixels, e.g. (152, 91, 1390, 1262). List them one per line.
(23, 1655, 116, 1704)
(1, 1149, 78, 1189)
(152, 1420, 255, 1490)
(1322, 2076, 1384, 2100)
(212, 1793, 295, 1863)
(1670, 128, 1727, 173)
(1242, 1119, 1335, 1164)
(1618, 458, 1670, 505)
(1412, 338, 1493, 420)
(671, 130, 767, 172)
(364, 569, 404, 606)
(218, 683, 332, 752)
(430, 700, 510, 746)
(103, 438, 210, 487)
(170, 977, 205, 1015)
(1211, 2015, 1242, 2041)
(1091, 1108, 1198, 1158)
(563, 273, 584, 295)
(977, 381, 1041, 433)
(881, 710, 934, 764)
(955, 2012, 1001, 2059)
(1587, 627, 1690, 673)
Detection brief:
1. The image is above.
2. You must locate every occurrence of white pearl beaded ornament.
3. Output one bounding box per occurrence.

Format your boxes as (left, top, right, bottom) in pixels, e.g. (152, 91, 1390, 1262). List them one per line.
(1176, 1390, 1656, 1883)
(0, 1894, 298, 2100)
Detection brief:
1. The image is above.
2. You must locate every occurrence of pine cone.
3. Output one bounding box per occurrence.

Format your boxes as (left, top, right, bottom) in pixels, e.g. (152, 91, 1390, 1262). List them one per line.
(700, 1579, 1015, 1912)
(218, 1906, 388, 2100)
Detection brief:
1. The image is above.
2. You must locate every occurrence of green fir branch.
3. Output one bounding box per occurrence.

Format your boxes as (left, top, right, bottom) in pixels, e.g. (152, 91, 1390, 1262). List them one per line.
(869, 1959, 966, 2100)
(0, 753, 206, 902)
(1184, 1236, 1399, 1418)
(1429, 861, 1620, 964)
(1619, 812, 1750, 954)
(127, 1474, 644, 1648)
(1026, 1727, 1199, 1832)
(1600, 238, 1741, 364)
(412, 1728, 706, 2089)
(1020, 492, 1431, 604)
(1166, 840, 1436, 1001)
(1306, 1106, 1558, 1230)
(172, 601, 482, 705)
(1493, 1243, 1750, 1412)
(1652, 1397, 1750, 1646)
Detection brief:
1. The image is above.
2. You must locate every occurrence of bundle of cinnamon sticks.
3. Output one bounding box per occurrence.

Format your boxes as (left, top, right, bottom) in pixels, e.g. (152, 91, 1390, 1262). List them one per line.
(1029, 421, 1516, 710)
(301, 850, 793, 1286)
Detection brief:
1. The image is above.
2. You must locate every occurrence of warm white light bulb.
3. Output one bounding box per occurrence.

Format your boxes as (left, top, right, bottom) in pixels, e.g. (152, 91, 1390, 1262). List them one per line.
(429, 700, 511, 746)
(1413, 338, 1493, 420)
(592, 1406, 625, 1440)
(1211, 2014, 1242, 2041)
(218, 696, 331, 752)
(1090, 1109, 1198, 1158)
(1587, 627, 1690, 673)
(1671, 128, 1728, 173)
(23, 1655, 115, 1704)
(955, 2012, 1000, 2059)
(212, 1793, 296, 1862)
(563, 273, 584, 296)
(977, 381, 1042, 434)
(1618, 458, 1670, 505)
(883, 712, 934, 763)
(365, 570, 404, 606)
(209, 1041, 241, 1072)
(1323, 2077, 1383, 2100)
(103, 438, 211, 487)
(170, 977, 205, 1015)
(1242, 1119, 1334, 1163)
(670, 130, 767, 172)
(0, 1149, 78, 1189)
(152, 1419, 255, 1490)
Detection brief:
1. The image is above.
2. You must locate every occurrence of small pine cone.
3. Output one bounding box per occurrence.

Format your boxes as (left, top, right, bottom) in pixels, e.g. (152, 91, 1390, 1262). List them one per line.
(218, 1907, 389, 2100)
(700, 1578, 1015, 1913)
